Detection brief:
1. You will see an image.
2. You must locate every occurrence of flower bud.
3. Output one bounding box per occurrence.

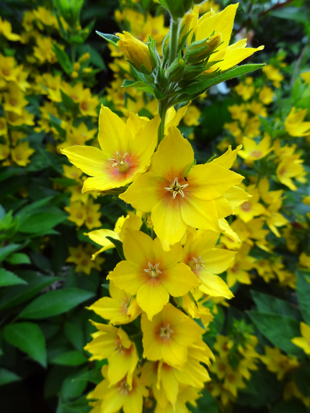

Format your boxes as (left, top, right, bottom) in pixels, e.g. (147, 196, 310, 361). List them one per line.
(167, 57, 186, 82)
(117, 31, 154, 73)
(185, 32, 222, 63)
(73, 62, 80, 71)
(79, 52, 90, 63)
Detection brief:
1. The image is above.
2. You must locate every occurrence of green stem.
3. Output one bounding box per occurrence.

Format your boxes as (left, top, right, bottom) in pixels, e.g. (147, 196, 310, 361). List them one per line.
(168, 18, 180, 66)
(158, 100, 168, 145)
(71, 45, 76, 64)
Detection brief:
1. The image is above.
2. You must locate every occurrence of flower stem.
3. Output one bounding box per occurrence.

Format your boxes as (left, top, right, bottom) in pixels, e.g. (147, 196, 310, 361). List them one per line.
(168, 18, 180, 66)
(158, 100, 167, 145)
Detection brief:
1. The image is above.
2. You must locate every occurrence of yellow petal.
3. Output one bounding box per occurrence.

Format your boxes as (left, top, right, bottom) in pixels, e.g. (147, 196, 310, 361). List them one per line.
(202, 248, 235, 274)
(108, 261, 145, 295)
(61, 145, 108, 176)
(161, 263, 199, 296)
(198, 271, 233, 299)
(137, 280, 170, 320)
(215, 45, 264, 71)
(151, 126, 194, 179)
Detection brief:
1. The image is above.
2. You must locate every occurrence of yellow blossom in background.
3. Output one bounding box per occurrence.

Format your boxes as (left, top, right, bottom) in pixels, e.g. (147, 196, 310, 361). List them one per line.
(291, 322, 310, 355)
(259, 85, 274, 105)
(300, 70, 310, 85)
(263, 64, 284, 87)
(238, 134, 272, 162)
(66, 244, 104, 275)
(0, 17, 21, 41)
(284, 107, 310, 137)
(261, 346, 299, 380)
(11, 142, 34, 166)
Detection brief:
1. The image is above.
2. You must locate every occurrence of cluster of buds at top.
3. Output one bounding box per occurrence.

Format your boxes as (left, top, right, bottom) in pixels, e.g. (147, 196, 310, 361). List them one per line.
(97, 3, 264, 112)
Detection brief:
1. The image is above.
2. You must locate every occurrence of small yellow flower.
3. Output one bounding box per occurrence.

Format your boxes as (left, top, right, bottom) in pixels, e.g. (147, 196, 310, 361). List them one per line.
(141, 303, 204, 367)
(285, 107, 310, 137)
(291, 322, 310, 355)
(238, 134, 272, 162)
(11, 142, 34, 166)
(0, 17, 20, 41)
(263, 65, 284, 87)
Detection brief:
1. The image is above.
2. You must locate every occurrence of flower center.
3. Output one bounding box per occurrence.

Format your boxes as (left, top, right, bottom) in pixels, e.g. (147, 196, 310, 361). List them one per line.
(159, 323, 174, 339)
(144, 262, 161, 278)
(164, 177, 188, 199)
(250, 150, 262, 158)
(109, 151, 129, 173)
(188, 255, 205, 271)
(241, 201, 252, 212)
(118, 380, 130, 395)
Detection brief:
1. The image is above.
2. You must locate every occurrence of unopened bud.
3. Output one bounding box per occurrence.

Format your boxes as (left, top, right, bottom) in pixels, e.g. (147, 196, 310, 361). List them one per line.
(73, 62, 80, 71)
(185, 32, 222, 63)
(82, 68, 92, 74)
(79, 52, 90, 63)
(72, 71, 78, 78)
(117, 31, 154, 73)
(167, 57, 186, 82)
(181, 62, 207, 82)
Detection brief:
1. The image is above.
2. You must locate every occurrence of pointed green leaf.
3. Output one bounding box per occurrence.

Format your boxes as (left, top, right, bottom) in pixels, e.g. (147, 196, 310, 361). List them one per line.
(96, 31, 119, 47)
(4, 322, 47, 367)
(0, 368, 22, 386)
(0, 269, 28, 287)
(18, 288, 95, 319)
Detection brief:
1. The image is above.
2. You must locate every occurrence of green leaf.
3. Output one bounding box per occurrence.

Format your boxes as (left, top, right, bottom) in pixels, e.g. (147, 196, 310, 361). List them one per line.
(106, 237, 125, 260)
(271, 399, 307, 413)
(62, 395, 90, 413)
(0, 244, 20, 263)
(73, 367, 102, 384)
(6, 253, 31, 265)
(60, 90, 80, 113)
(250, 290, 301, 320)
(64, 321, 84, 352)
(0, 368, 21, 386)
(52, 43, 72, 75)
(181, 64, 265, 95)
(96, 31, 120, 47)
(122, 79, 156, 96)
(3, 322, 47, 367)
(0, 269, 28, 287)
(0, 273, 61, 311)
(248, 311, 303, 356)
(18, 207, 67, 234)
(295, 365, 310, 397)
(296, 269, 310, 325)
(51, 350, 87, 366)
(18, 288, 95, 319)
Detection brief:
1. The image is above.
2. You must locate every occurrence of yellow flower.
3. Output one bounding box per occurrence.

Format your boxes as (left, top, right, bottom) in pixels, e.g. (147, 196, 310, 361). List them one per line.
(291, 322, 310, 355)
(108, 229, 199, 320)
(263, 65, 284, 87)
(182, 229, 234, 299)
(299, 252, 310, 270)
(3, 84, 28, 115)
(261, 346, 299, 380)
(62, 106, 160, 193)
(33, 37, 57, 64)
(259, 85, 274, 105)
(11, 142, 34, 166)
(87, 213, 142, 259)
(189, 4, 264, 73)
(235, 185, 266, 223)
(235, 82, 255, 101)
(87, 365, 148, 413)
(250, 100, 267, 117)
(0, 144, 10, 161)
(245, 116, 261, 138)
(183, 105, 201, 126)
(213, 335, 234, 358)
(0, 54, 19, 83)
(301, 70, 310, 85)
(228, 104, 248, 127)
(65, 201, 87, 227)
(141, 303, 204, 367)
(258, 177, 283, 205)
(284, 107, 310, 137)
(66, 244, 104, 275)
(84, 321, 139, 387)
(0, 117, 8, 136)
(277, 155, 306, 191)
(226, 244, 255, 288)
(238, 134, 272, 162)
(0, 17, 20, 41)
(264, 199, 288, 237)
(117, 31, 153, 72)
(120, 127, 244, 251)
(87, 281, 141, 325)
